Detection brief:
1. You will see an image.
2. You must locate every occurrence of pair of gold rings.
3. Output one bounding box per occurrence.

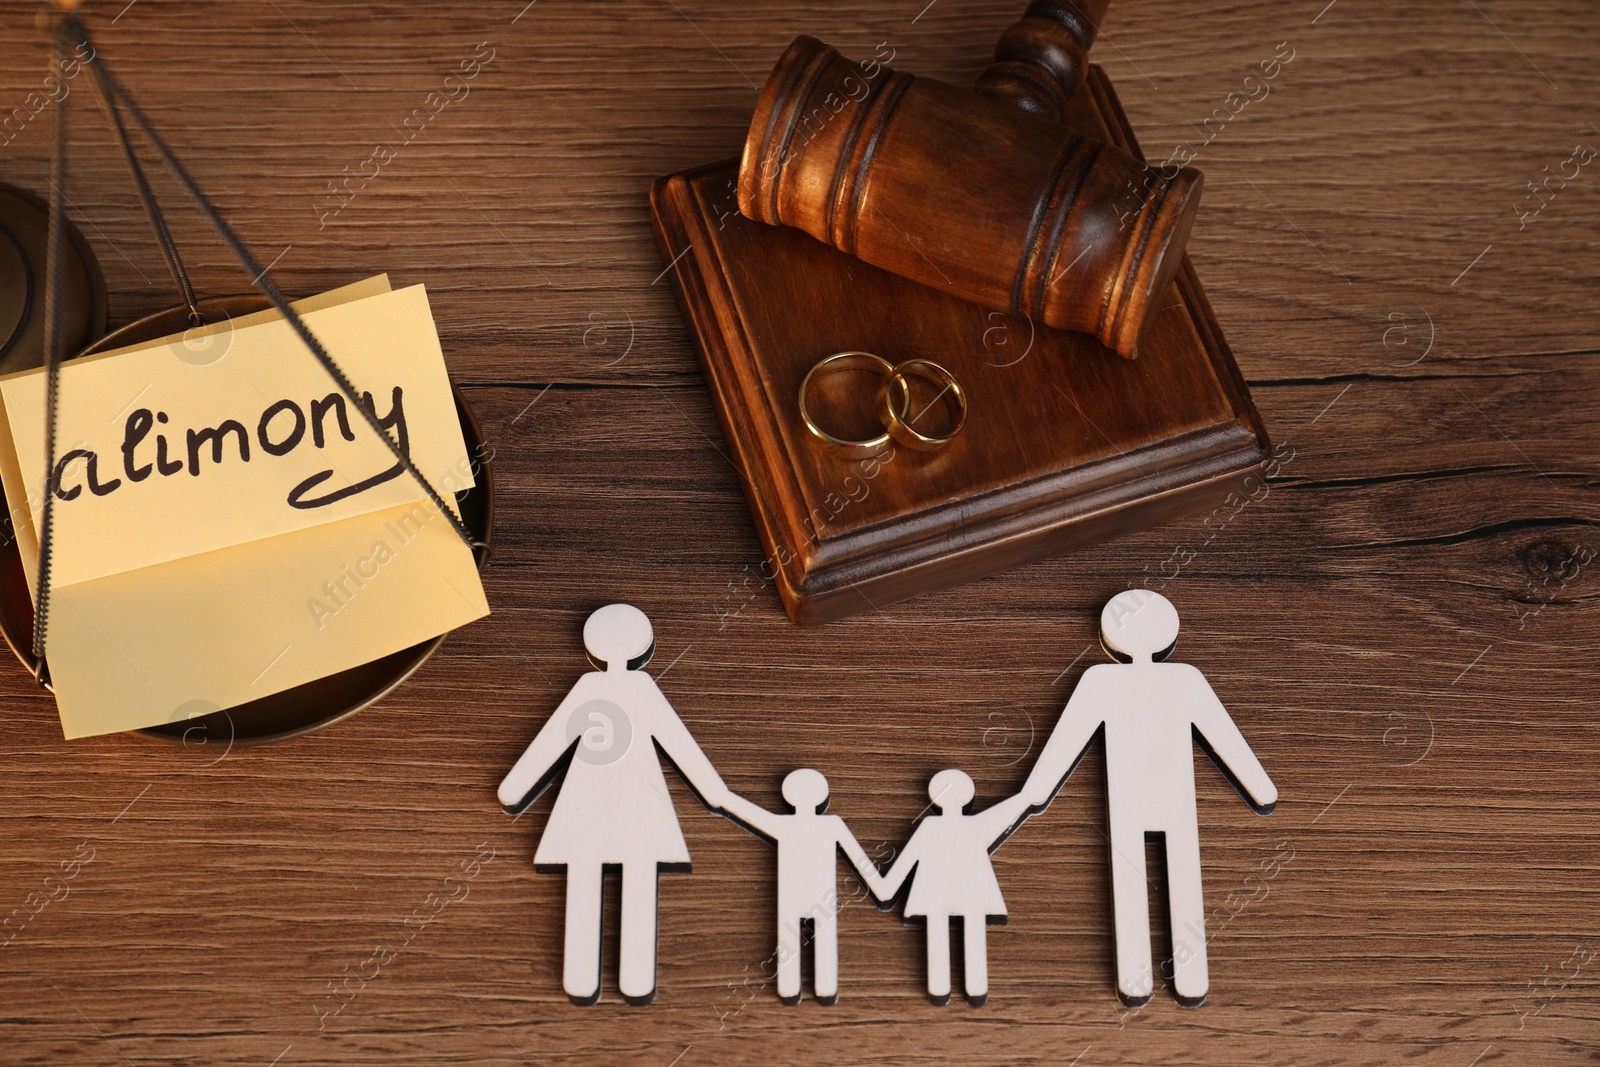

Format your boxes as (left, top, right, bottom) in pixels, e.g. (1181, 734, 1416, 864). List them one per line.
(798, 351, 967, 456)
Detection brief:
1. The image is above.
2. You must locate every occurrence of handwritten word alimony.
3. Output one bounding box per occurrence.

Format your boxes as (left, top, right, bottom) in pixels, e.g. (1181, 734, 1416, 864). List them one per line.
(49, 387, 410, 511)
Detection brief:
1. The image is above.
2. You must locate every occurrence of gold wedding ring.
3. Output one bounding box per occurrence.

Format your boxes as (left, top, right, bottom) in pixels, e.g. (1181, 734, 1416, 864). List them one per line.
(798, 350, 895, 456)
(879, 359, 966, 451)
(799, 351, 968, 456)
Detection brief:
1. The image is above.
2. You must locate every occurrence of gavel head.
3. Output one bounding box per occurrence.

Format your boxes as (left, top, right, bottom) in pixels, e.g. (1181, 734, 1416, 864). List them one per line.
(738, 35, 1202, 358)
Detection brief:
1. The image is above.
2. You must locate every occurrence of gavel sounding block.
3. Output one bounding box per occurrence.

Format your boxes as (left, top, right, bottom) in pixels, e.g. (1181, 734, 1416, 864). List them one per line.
(650, 66, 1269, 625)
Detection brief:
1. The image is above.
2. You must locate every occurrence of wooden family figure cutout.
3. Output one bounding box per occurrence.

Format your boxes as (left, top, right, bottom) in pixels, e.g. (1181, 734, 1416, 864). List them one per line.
(1022, 588, 1279, 1006)
(497, 604, 735, 1006)
(722, 771, 886, 1005)
(875, 771, 1031, 1006)
(498, 592, 1277, 1008)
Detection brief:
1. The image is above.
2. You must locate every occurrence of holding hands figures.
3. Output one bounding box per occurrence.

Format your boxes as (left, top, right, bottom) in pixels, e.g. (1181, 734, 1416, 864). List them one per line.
(716, 588, 1276, 1008)
(499, 592, 1277, 1008)
(724, 768, 1031, 1008)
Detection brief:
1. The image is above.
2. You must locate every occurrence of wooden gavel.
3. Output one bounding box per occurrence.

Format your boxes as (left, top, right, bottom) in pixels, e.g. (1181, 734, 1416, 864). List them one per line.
(738, 1, 1199, 358)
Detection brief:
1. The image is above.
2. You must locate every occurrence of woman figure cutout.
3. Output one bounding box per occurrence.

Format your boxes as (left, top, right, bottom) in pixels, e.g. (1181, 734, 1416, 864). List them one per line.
(877, 770, 1031, 1006)
(497, 604, 733, 1006)
(722, 769, 887, 1005)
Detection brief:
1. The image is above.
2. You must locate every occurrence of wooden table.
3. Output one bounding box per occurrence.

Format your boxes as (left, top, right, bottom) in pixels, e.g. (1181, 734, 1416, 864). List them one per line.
(2, 1, 1597, 1063)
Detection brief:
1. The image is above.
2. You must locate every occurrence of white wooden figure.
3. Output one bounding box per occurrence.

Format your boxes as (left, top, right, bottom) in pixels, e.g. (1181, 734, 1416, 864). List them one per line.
(497, 604, 733, 1006)
(876, 770, 1031, 1006)
(1021, 589, 1277, 1007)
(722, 769, 887, 1005)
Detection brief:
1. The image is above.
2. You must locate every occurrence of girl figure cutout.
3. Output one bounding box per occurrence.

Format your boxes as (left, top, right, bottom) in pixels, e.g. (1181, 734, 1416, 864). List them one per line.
(877, 770, 1031, 1006)
(498, 604, 733, 1006)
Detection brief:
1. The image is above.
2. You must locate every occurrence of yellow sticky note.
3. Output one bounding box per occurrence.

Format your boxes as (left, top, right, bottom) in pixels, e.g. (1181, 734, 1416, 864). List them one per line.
(0, 279, 491, 738)
(0, 281, 398, 593)
(82, 274, 393, 363)
(0, 282, 470, 589)
(47, 498, 488, 740)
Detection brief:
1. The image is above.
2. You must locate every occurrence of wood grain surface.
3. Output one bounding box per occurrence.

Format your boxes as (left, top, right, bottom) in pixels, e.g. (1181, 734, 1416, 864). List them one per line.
(1, 1, 1598, 1064)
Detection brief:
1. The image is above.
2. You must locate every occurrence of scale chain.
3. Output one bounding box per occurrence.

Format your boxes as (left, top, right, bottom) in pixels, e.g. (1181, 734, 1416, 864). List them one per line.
(30, 19, 72, 676)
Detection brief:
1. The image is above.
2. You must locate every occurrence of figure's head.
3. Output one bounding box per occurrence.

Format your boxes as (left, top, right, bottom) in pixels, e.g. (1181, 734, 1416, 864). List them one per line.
(781, 768, 830, 812)
(1100, 589, 1179, 663)
(583, 603, 655, 671)
(927, 769, 975, 813)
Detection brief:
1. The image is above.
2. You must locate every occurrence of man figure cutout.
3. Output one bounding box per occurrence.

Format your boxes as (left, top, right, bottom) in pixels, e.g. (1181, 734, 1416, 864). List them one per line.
(1022, 589, 1277, 1007)
(722, 769, 886, 1005)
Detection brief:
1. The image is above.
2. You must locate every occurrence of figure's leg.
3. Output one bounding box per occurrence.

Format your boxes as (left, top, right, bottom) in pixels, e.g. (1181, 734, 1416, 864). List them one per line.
(1109, 824, 1154, 1005)
(813, 908, 839, 1005)
(562, 864, 603, 1004)
(962, 917, 989, 1005)
(1165, 824, 1209, 1006)
(926, 918, 952, 1005)
(776, 909, 802, 1005)
(618, 865, 659, 1005)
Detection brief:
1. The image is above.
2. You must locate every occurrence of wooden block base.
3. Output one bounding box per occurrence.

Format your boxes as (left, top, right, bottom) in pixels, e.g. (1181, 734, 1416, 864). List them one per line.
(650, 66, 1270, 625)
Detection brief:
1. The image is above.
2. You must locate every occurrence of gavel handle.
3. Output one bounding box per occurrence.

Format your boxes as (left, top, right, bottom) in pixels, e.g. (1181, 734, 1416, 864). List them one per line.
(974, 0, 1112, 121)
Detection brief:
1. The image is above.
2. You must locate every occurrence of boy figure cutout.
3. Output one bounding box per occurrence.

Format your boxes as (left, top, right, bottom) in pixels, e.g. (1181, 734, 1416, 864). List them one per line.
(723, 769, 887, 1005)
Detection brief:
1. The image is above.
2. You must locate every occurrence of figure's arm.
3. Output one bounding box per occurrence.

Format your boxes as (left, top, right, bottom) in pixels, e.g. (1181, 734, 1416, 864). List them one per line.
(646, 681, 733, 812)
(496, 680, 591, 813)
(720, 793, 781, 841)
(836, 823, 889, 901)
(874, 832, 922, 905)
(1021, 669, 1108, 807)
(976, 793, 1034, 851)
(1187, 666, 1278, 814)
